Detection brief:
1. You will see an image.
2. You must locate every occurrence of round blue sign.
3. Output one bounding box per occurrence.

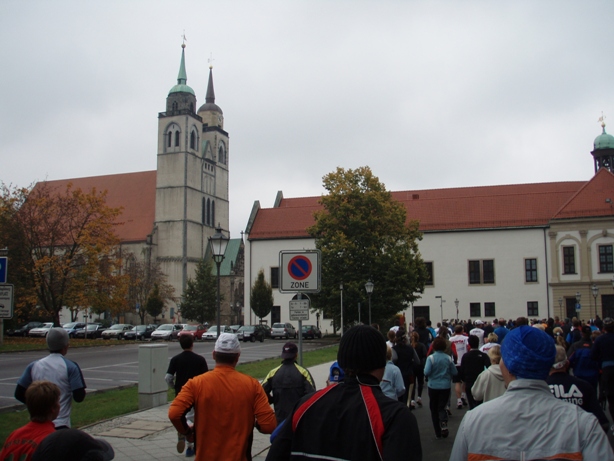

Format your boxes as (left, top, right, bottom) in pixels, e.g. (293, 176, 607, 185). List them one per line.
(288, 255, 312, 280)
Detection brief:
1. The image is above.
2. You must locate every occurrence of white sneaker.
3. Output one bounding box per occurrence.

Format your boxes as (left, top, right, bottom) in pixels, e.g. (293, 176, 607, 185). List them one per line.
(416, 397, 422, 406)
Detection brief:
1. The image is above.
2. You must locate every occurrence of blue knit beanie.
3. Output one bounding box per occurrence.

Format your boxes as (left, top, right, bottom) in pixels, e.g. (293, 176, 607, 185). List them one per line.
(501, 326, 555, 380)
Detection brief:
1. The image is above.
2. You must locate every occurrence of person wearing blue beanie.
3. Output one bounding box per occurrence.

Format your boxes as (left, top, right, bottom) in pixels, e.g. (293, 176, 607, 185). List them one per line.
(450, 326, 614, 461)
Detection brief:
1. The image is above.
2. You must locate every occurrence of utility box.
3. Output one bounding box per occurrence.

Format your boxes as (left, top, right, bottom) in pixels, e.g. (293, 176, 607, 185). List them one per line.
(138, 343, 168, 410)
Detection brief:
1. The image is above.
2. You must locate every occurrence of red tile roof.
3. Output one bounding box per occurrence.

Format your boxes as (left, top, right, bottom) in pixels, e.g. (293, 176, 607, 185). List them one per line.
(552, 168, 614, 220)
(39, 171, 156, 243)
(248, 180, 593, 240)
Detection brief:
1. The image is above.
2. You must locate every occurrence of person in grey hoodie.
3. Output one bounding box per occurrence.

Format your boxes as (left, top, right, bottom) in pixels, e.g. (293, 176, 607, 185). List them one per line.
(471, 345, 505, 403)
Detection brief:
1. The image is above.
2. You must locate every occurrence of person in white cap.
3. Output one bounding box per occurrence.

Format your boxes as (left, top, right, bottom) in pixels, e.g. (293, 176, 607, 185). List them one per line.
(169, 332, 276, 461)
(469, 320, 485, 347)
(15, 327, 87, 429)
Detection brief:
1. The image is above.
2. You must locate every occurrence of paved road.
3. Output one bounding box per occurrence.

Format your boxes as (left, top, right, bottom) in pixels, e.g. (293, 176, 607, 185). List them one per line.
(0, 337, 329, 409)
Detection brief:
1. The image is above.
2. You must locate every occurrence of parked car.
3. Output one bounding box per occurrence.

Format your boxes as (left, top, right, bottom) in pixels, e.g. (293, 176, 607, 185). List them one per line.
(62, 322, 87, 338)
(236, 325, 266, 342)
(6, 321, 44, 337)
(150, 323, 185, 341)
(177, 324, 207, 341)
(101, 324, 133, 340)
(271, 322, 297, 339)
(28, 323, 55, 338)
(73, 323, 106, 339)
(302, 325, 322, 339)
(229, 325, 242, 333)
(202, 325, 231, 340)
(123, 325, 157, 340)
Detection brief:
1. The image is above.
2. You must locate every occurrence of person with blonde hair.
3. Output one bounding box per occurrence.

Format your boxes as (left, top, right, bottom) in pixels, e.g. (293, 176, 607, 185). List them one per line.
(480, 333, 498, 353)
(553, 327, 568, 350)
(471, 345, 505, 403)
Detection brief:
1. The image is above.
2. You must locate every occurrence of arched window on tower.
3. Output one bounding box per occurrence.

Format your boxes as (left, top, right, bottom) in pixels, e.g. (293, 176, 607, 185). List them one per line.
(206, 198, 211, 226)
(211, 201, 215, 226)
(167, 131, 172, 148)
(189, 102, 194, 112)
(218, 143, 226, 165)
(172, 101, 178, 112)
(202, 198, 206, 225)
(175, 131, 180, 147)
(190, 131, 196, 150)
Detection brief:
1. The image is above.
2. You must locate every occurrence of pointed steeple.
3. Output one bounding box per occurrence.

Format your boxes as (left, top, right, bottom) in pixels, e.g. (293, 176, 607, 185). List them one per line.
(169, 43, 195, 96)
(206, 67, 215, 103)
(198, 64, 223, 116)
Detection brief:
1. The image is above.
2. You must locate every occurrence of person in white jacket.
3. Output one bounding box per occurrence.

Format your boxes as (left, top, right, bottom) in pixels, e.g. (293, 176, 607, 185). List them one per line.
(450, 325, 614, 461)
(471, 345, 505, 403)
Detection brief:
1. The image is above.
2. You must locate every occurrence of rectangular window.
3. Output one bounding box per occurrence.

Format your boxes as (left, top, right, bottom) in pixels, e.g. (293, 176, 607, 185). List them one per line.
(468, 260, 495, 285)
(470, 303, 481, 317)
(271, 305, 281, 324)
(527, 301, 539, 317)
(424, 262, 434, 286)
(484, 302, 496, 317)
(525, 258, 538, 282)
(270, 267, 279, 289)
(469, 261, 481, 284)
(563, 246, 576, 274)
(599, 245, 614, 273)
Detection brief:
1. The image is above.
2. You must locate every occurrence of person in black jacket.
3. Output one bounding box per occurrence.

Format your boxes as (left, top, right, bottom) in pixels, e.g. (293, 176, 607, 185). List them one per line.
(266, 325, 422, 461)
(393, 328, 420, 406)
(262, 342, 316, 423)
(459, 335, 490, 409)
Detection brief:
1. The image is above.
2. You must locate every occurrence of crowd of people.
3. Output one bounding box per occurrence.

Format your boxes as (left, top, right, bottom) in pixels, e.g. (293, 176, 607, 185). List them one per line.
(4, 315, 614, 460)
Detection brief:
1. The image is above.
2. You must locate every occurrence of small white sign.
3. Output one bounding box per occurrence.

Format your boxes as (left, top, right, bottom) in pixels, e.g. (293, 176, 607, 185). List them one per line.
(0, 284, 14, 319)
(290, 299, 310, 321)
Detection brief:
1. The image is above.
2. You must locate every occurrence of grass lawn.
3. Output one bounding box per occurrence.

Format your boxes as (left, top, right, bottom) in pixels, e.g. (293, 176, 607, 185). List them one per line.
(0, 344, 338, 446)
(0, 337, 128, 353)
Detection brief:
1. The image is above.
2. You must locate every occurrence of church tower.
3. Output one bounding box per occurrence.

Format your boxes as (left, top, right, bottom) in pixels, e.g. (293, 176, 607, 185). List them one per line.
(591, 119, 614, 174)
(153, 43, 230, 309)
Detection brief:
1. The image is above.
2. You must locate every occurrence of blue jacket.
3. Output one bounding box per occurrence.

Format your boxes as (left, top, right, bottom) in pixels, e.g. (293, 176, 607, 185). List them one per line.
(424, 351, 457, 389)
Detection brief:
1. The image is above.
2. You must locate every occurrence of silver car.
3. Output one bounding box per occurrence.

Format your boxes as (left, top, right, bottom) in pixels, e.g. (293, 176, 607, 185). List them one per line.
(271, 322, 297, 339)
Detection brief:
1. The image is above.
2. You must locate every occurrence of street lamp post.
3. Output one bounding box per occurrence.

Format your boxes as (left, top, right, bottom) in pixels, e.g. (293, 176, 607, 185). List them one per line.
(365, 280, 374, 326)
(340, 283, 344, 337)
(435, 296, 445, 323)
(454, 298, 459, 322)
(209, 226, 229, 338)
(592, 284, 599, 320)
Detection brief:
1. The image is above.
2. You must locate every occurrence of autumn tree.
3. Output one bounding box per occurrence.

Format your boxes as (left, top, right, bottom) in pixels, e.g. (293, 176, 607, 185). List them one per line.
(307, 166, 427, 327)
(125, 256, 175, 325)
(250, 269, 273, 322)
(0, 182, 125, 326)
(180, 258, 217, 325)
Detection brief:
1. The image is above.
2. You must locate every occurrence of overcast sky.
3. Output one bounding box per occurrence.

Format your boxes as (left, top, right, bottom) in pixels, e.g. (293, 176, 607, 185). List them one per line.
(1, 1, 613, 238)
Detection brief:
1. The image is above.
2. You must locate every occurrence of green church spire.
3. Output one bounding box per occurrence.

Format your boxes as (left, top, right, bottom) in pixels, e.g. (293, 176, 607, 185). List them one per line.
(169, 42, 195, 96)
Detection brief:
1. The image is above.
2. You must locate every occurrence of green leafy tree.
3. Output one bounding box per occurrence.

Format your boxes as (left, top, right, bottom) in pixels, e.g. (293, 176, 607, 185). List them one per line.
(250, 269, 273, 322)
(180, 258, 217, 324)
(146, 283, 165, 322)
(307, 166, 427, 327)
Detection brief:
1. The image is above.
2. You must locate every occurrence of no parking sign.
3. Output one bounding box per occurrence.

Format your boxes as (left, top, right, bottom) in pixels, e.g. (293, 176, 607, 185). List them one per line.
(279, 250, 321, 293)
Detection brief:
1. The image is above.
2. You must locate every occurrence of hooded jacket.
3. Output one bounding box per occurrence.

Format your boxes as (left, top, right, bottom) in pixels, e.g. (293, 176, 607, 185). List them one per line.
(470, 363, 505, 402)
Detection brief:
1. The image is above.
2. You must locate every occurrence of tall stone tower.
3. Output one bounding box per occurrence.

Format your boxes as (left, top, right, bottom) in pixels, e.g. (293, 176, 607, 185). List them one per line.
(153, 43, 229, 309)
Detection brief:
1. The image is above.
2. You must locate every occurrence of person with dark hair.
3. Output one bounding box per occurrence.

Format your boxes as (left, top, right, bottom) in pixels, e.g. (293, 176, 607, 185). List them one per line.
(450, 326, 613, 460)
(459, 335, 490, 409)
(262, 342, 315, 423)
(169, 333, 275, 460)
(493, 318, 508, 344)
(592, 317, 614, 427)
(450, 325, 469, 409)
(568, 325, 600, 391)
(424, 337, 458, 439)
(166, 333, 209, 456)
(392, 328, 419, 407)
(266, 325, 422, 461)
(413, 317, 433, 349)
(1, 380, 60, 460)
(547, 345, 609, 432)
(32, 428, 114, 461)
(410, 331, 427, 407)
(15, 327, 86, 429)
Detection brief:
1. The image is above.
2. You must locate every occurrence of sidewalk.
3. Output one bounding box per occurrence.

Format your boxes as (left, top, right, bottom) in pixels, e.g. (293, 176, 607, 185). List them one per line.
(83, 361, 334, 461)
